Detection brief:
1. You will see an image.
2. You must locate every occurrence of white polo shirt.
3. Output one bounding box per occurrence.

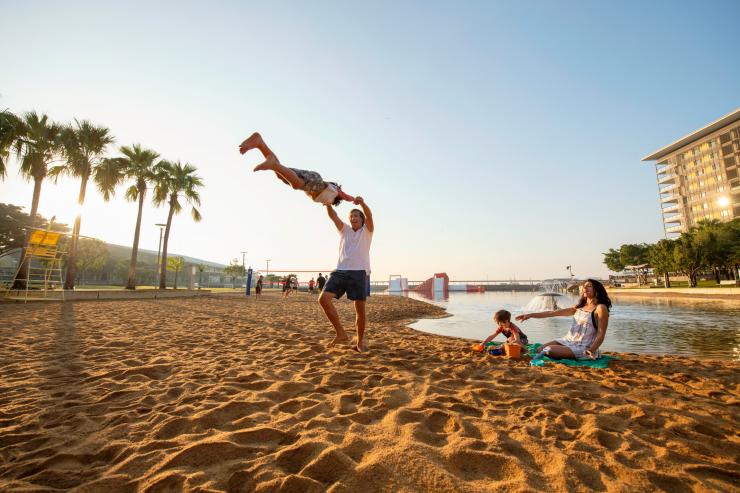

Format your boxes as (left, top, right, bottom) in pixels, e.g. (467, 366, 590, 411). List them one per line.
(336, 223, 372, 274)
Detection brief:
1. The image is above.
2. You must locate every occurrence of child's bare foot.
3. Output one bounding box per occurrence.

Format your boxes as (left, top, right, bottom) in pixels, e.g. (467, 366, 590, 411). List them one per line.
(253, 154, 278, 172)
(239, 132, 264, 155)
(327, 333, 349, 348)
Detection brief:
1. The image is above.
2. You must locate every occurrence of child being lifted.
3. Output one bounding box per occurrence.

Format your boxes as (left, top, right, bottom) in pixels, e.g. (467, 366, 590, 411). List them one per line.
(239, 132, 355, 206)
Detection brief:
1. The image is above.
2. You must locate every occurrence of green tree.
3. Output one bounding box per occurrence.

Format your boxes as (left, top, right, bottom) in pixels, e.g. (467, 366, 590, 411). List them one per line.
(75, 238, 109, 284)
(0, 203, 68, 255)
(49, 120, 114, 289)
(673, 231, 703, 287)
(153, 161, 203, 289)
(0, 109, 23, 179)
(602, 248, 623, 272)
(12, 112, 65, 288)
(223, 259, 246, 282)
(717, 218, 740, 286)
(167, 256, 185, 289)
(647, 239, 677, 288)
(98, 144, 161, 289)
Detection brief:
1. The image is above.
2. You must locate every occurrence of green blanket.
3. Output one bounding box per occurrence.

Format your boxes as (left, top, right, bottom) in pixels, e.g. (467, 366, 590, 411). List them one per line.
(482, 341, 614, 368)
(528, 343, 614, 368)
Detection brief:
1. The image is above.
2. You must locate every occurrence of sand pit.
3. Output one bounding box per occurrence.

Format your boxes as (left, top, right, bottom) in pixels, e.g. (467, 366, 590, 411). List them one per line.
(0, 293, 738, 492)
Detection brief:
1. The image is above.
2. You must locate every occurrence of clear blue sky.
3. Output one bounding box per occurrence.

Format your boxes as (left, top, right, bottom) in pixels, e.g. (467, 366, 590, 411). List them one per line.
(1, 0, 738, 281)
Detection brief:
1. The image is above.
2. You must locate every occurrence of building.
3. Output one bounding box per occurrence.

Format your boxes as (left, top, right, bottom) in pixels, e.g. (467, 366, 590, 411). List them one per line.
(642, 109, 740, 236)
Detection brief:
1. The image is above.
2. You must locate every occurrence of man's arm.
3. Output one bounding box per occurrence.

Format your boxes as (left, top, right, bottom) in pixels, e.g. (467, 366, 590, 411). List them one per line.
(354, 196, 374, 232)
(326, 205, 344, 232)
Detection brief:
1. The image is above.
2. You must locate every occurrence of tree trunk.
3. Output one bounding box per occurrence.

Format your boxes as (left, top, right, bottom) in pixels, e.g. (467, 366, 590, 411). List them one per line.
(64, 176, 89, 290)
(126, 187, 146, 290)
(13, 177, 44, 289)
(664, 272, 671, 288)
(714, 267, 721, 285)
(159, 197, 176, 289)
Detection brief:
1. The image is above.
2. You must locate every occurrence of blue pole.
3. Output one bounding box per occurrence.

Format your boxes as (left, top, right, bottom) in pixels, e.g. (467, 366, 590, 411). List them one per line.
(246, 267, 253, 296)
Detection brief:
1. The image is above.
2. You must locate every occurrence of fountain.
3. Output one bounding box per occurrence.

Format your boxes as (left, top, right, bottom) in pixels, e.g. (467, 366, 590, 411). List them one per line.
(523, 280, 572, 312)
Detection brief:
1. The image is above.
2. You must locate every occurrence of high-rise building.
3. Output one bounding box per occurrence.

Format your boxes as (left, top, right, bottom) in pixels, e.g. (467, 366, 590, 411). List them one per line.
(643, 109, 740, 237)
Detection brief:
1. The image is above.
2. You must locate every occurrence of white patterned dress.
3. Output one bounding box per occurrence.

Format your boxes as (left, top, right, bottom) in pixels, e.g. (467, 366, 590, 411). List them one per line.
(556, 308, 600, 359)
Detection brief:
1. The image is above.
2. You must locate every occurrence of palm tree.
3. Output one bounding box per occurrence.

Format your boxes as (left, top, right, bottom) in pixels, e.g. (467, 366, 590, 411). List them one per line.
(12, 112, 64, 288)
(167, 256, 185, 289)
(98, 144, 161, 289)
(0, 109, 23, 180)
(49, 120, 114, 289)
(153, 160, 203, 289)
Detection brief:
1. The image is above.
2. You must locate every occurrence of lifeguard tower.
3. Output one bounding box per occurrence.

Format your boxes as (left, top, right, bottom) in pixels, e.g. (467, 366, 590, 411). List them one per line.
(3, 223, 66, 302)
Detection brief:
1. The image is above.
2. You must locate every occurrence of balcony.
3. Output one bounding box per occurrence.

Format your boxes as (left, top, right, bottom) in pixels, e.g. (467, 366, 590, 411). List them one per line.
(661, 204, 680, 214)
(660, 193, 679, 204)
(663, 214, 683, 224)
(656, 162, 677, 174)
(658, 174, 677, 185)
(665, 225, 683, 234)
(659, 183, 679, 194)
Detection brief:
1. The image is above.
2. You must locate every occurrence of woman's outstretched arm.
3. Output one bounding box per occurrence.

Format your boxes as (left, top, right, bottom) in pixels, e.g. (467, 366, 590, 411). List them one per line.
(516, 307, 576, 321)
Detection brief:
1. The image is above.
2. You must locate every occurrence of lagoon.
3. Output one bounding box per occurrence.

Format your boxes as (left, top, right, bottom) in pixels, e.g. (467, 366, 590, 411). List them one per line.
(396, 291, 740, 360)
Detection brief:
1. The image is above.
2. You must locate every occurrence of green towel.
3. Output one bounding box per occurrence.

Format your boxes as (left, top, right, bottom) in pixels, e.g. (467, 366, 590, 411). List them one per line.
(528, 343, 614, 369)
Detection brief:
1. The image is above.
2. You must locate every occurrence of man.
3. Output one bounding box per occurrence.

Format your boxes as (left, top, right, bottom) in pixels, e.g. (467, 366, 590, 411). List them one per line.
(308, 278, 315, 294)
(316, 273, 326, 292)
(319, 197, 374, 352)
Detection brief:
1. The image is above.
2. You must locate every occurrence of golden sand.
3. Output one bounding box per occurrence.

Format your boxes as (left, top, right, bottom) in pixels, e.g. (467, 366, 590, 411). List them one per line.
(0, 293, 737, 492)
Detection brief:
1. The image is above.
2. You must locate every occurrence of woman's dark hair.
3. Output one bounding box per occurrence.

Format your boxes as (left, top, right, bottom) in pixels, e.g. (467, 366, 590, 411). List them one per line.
(576, 279, 612, 311)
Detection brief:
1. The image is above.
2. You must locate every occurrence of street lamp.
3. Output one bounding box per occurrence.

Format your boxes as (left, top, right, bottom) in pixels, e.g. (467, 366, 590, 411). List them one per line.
(155, 223, 167, 286)
(241, 251, 248, 270)
(266, 259, 271, 276)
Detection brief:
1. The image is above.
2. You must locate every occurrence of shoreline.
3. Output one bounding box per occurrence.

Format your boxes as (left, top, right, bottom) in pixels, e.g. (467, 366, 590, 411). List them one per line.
(1, 293, 737, 491)
(608, 287, 740, 302)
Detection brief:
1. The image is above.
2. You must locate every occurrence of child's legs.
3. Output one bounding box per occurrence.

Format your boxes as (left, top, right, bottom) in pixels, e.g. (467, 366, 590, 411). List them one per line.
(240, 132, 280, 162)
(272, 164, 305, 190)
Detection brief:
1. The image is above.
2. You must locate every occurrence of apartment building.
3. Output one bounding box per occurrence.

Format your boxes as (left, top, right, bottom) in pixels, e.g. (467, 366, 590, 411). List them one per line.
(642, 109, 740, 236)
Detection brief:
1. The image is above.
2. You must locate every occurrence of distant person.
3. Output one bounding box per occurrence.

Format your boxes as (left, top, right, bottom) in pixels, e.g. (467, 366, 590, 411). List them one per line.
(255, 275, 263, 297)
(481, 310, 528, 353)
(319, 197, 374, 353)
(317, 273, 326, 292)
(291, 276, 298, 292)
(516, 279, 611, 360)
(240, 132, 355, 206)
(308, 278, 315, 294)
(282, 275, 292, 298)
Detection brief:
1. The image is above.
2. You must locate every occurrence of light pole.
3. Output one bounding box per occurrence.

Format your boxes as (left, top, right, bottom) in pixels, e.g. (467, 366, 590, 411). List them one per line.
(241, 251, 248, 271)
(155, 223, 166, 287)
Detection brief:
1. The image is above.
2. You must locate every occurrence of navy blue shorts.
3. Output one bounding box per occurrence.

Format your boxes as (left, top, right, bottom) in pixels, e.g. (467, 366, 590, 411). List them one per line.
(323, 270, 368, 301)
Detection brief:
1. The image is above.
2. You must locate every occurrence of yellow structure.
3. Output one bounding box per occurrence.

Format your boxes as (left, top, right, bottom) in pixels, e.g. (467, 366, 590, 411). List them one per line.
(642, 108, 740, 236)
(4, 227, 66, 302)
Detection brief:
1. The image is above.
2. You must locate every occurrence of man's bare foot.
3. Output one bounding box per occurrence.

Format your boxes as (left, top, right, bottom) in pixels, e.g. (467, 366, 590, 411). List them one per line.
(253, 154, 278, 172)
(327, 334, 349, 348)
(239, 132, 264, 155)
(353, 340, 368, 353)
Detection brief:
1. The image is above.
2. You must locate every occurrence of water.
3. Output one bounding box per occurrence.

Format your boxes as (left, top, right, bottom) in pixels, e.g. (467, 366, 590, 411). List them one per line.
(394, 291, 740, 359)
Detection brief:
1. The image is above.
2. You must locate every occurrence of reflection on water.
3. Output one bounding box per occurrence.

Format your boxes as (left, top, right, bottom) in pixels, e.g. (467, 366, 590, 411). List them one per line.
(396, 291, 740, 359)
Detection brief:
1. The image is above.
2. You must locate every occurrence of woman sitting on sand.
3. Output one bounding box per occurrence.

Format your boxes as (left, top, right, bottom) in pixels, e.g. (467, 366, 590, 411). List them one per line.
(515, 279, 611, 360)
(239, 132, 355, 206)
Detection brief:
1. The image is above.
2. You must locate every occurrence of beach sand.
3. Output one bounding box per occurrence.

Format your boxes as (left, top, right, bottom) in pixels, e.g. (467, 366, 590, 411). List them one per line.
(0, 293, 737, 492)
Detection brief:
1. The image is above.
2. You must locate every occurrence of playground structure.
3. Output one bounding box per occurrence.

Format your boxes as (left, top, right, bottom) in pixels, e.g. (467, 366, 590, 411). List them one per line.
(3, 224, 67, 302)
(413, 272, 449, 296)
(388, 275, 409, 292)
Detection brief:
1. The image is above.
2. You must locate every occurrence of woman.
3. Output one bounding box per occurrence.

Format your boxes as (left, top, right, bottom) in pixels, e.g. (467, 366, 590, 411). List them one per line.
(515, 279, 611, 360)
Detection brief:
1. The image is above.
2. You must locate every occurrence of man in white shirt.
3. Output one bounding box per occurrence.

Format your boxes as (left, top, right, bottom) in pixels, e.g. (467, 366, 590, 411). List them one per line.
(319, 196, 374, 353)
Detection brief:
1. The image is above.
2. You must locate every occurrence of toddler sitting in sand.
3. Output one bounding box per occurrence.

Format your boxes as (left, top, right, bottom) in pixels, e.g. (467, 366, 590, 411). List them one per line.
(239, 132, 355, 206)
(482, 310, 529, 351)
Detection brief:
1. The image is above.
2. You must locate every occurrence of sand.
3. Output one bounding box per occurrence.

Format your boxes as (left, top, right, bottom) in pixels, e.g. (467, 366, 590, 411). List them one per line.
(0, 293, 738, 492)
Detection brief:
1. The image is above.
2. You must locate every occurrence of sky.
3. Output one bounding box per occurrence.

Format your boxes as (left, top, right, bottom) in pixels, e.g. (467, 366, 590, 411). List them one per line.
(1, 0, 738, 281)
